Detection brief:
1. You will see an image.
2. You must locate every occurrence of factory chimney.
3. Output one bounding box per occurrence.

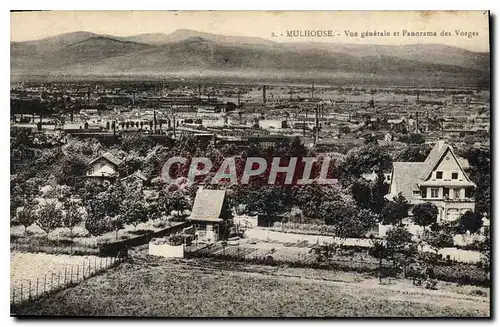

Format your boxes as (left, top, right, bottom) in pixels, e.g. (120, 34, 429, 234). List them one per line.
(262, 85, 267, 105)
(415, 111, 419, 133)
(237, 91, 241, 107)
(314, 104, 320, 145)
(198, 84, 202, 100)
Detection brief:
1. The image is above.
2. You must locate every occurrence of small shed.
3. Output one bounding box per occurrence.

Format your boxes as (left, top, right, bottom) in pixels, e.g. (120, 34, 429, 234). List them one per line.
(187, 188, 229, 244)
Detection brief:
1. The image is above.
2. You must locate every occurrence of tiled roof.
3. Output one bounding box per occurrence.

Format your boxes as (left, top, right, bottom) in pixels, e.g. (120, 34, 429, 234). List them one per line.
(188, 188, 226, 222)
(390, 140, 475, 202)
(391, 162, 426, 202)
(88, 152, 123, 167)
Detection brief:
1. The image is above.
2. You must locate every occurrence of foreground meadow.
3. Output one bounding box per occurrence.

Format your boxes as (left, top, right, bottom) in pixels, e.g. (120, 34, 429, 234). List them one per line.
(12, 253, 490, 317)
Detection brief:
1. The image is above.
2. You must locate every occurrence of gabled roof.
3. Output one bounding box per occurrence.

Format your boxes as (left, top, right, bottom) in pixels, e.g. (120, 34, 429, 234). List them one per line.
(88, 152, 123, 167)
(390, 140, 475, 202)
(188, 188, 226, 222)
(391, 162, 426, 202)
(121, 170, 148, 182)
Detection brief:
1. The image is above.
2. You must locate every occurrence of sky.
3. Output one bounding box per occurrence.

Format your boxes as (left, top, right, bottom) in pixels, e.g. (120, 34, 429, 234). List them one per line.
(11, 11, 490, 52)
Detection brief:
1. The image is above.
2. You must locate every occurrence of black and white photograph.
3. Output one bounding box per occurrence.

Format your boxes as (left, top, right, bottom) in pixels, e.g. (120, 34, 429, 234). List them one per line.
(9, 10, 491, 318)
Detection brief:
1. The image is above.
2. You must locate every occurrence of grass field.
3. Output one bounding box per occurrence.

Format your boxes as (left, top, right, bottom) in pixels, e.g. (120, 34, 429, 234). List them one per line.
(12, 251, 490, 317)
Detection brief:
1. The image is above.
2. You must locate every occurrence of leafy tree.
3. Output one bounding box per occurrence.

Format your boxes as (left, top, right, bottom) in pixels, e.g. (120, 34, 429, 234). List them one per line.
(107, 216, 124, 239)
(412, 202, 438, 234)
(456, 211, 483, 234)
(36, 202, 63, 236)
(85, 199, 112, 237)
(463, 147, 490, 215)
(395, 145, 431, 162)
(400, 133, 425, 145)
(14, 203, 37, 234)
(62, 201, 83, 237)
(122, 200, 148, 230)
(169, 190, 190, 216)
(380, 193, 410, 226)
(370, 239, 393, 282)
(385, 226, 416, 276)
(339, 144, 392, 186)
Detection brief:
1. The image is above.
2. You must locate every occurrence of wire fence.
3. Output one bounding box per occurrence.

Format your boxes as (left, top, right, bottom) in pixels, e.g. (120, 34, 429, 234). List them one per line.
(10, 254, 125, 306)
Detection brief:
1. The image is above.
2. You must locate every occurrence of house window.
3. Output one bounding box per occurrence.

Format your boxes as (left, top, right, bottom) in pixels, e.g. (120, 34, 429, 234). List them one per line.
(452, 172, 458, 180)
(453, 188, 461, 199)
(431, 188, 439, 198)
(412, 190, 420, 196)
(436, 171, 443, 179)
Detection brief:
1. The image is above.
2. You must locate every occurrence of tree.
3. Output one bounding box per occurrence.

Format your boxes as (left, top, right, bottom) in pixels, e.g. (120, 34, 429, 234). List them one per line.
(385, 226, 416, 276)
(62, 201, 83, 237)
(412, 202, 438, 234)
(456, 211, 483, 234)
(36, 202, 63, 236)
(122, 200, 148, 230)
(401, 133, 425, 145)
(396, 145, 431, 162)
(381, 193, 410, 226)
(107, 216, 124, 239)
(339, 144, 392, 186)
(15, 203, 37, 234)
(370, 239, 393, 282)
(169, 190, 190, 216)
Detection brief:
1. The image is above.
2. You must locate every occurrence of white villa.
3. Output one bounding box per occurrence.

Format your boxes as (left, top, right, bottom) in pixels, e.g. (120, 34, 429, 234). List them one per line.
(387, 140, 476, 222)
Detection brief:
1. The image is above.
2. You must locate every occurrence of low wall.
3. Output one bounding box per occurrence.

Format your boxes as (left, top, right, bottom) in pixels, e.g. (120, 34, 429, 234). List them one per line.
(245, 228, 483, 264)
(149, 243, 184, 258)
(99, 221, 191, 256)
(244, 228, 373, 247)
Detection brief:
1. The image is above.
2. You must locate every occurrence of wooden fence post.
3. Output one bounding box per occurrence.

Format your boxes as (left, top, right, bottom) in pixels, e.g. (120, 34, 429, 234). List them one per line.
(57, 271, 61, 288)
(82, 261, 85, 279)
(64, 267, 67, 285)
(28, 279, 31, 300)
(70, 266, 73, 284)
(51, 274, 54, 291)
(76, 265, 80, 282)
(36, 278, 39, 299)
(44, 274, 47, 294)
(20, 282, 23, 302)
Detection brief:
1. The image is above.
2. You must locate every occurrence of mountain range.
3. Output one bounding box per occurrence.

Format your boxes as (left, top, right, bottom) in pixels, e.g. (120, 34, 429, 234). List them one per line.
(11, 29, 490, 86)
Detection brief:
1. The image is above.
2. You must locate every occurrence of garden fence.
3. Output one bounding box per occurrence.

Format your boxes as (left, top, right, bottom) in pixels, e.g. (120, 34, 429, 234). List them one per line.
(10, 254, 125, 306)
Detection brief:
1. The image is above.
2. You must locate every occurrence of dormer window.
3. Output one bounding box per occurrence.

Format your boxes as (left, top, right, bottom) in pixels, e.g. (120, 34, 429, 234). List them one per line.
(436, 171, 443, 179)
(452, 172, 458, 180)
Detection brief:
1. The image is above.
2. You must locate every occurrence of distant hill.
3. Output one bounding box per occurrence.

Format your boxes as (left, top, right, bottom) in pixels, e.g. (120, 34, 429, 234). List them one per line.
(10, 30, 490, 86)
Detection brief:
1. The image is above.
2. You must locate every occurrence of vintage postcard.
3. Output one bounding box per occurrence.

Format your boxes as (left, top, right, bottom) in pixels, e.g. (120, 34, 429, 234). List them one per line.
(10, 10, 490, 318)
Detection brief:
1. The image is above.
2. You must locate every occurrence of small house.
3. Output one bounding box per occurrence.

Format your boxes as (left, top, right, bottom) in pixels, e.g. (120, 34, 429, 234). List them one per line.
(187, 188, 231, 244)
(86, 152, 123, 182)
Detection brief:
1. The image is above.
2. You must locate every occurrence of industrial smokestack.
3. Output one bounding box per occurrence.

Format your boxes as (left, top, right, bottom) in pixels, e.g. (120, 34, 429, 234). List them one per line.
(237, 91, 240, 107)
(416, 111, 419, 133)
(263, 85, 267, 105)
(198, 85, 201, 100)
(314, 105, 320, 145)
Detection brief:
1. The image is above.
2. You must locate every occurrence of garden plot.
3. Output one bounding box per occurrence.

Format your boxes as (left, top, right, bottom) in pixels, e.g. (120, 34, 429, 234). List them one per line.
(10, 252, 120, 304)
